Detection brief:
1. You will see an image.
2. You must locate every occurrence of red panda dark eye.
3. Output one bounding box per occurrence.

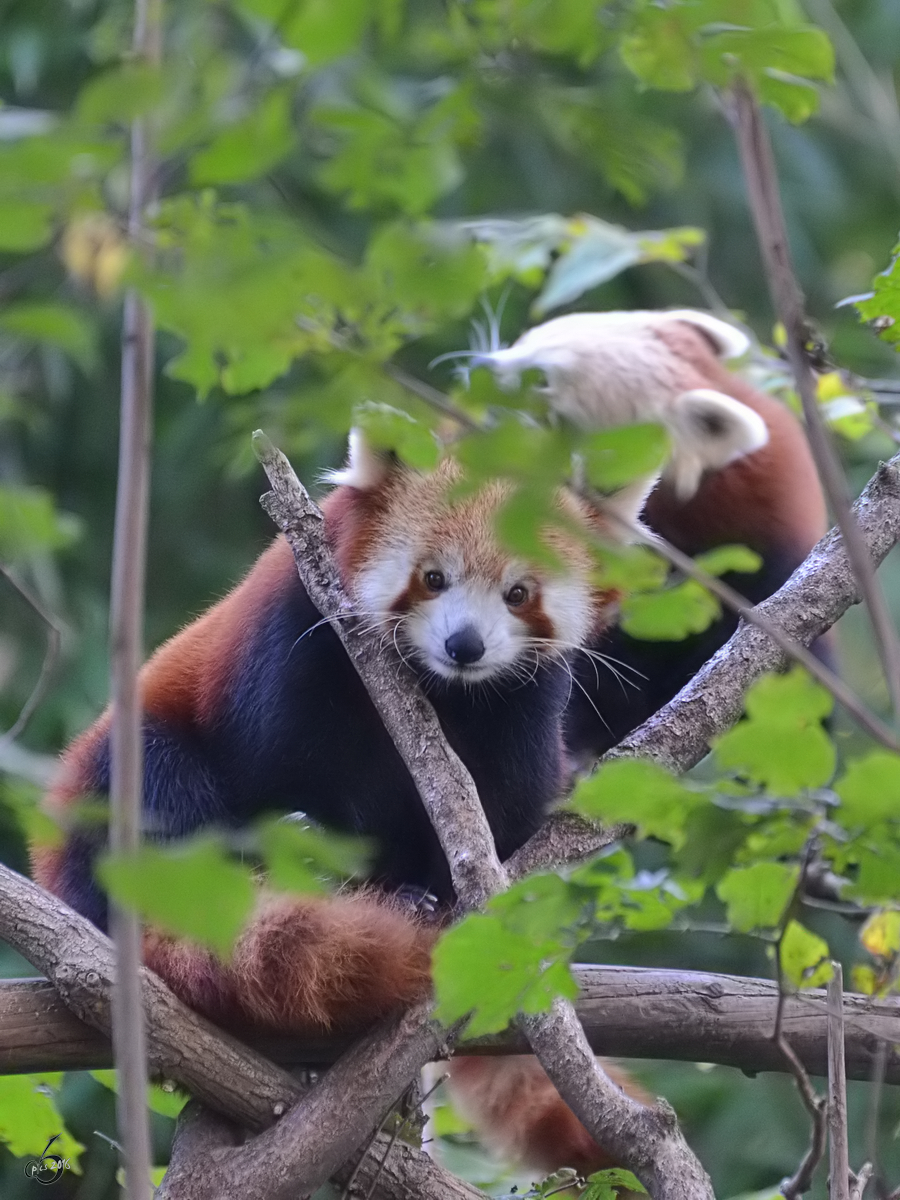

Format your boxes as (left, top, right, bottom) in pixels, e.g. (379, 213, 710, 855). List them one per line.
(424, 570, 446, 592)
(505, 584, 528, 607)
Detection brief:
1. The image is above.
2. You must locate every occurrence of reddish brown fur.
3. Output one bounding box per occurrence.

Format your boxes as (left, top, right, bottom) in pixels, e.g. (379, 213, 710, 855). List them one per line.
(447, 1055, 652, 1175)
(649, 323, 828, 556)
(516, 585, 557, 642)
(144, 891, 436, 1035)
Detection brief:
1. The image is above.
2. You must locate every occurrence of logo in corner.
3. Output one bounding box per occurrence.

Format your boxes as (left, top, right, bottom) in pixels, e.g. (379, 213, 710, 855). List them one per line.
(24, 1134, 70, 1186)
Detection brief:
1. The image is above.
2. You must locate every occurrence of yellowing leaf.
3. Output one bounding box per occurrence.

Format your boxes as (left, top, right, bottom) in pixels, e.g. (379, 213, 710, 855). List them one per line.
(860, 909, 900, 959)
(777, 921, 833, 989)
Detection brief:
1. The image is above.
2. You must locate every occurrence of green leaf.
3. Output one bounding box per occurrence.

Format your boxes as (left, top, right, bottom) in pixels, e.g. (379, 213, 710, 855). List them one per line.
(581, 424, 669, 492)
(433, 913, 578, 1037)
(98, 835, 256, 958)
(620, 8, 697, 92)
(716, 862, 798, 932)
(315, 85, 477, 216)
(858, 247, 900, 349)
(90, 1072, 187, 1120)
(190, 89, 296, 186)
(716, 719, 835, 796)
(620, 579, 721, 641)
(240, 0, 370, 64)
(715, 669, 835, 796)
(673, 802, 748, 885)
(835, 752, 900, 828)
(367, 222, 488, 320)
(494, 484, 564, 566)
(355, 404, 441, 473)
(591, 543, 669, 593)
(743, 668, 833, 724)
(570, 759, 699, 848)
(487, 873, 584, 940)
(0, 302, 98, 373)
(0, 1076, 83, 1169)
(76, 63, 168, 126)
(777, 920, 833, 989)
(0, 199, 55, 251)
(694, 545, 763, 577)
(257, 816, 371, 894)
(843, 841, 900, 905)
(0, 484, 81, 559)
(582, 1168, 648, 1200)
(620, 0, 834, 123)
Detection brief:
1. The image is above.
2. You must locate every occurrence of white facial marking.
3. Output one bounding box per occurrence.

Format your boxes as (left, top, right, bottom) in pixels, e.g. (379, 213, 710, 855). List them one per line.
(355, 542, 594, 684)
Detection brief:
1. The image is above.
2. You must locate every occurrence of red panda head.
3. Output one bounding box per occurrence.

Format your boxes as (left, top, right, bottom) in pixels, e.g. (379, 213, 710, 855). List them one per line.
(322, 431, 624, 686)
(475, 309, 769, 500)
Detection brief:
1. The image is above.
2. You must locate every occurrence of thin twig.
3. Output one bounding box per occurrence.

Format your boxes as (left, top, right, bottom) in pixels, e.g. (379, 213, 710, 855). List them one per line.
(851, 1163, 875, 1200)
(0, 564, 63, 747)
(729, 80, 900, 726)
(363, 1112, 405, 1200)
(829, 963, 851, 1200)
(108, 0, 162, 1196)
(771, 846, 828, 1199)
(384, 363, 482, 432)
(865, 1041, 888, 1195)
(585, 491, 900, 752)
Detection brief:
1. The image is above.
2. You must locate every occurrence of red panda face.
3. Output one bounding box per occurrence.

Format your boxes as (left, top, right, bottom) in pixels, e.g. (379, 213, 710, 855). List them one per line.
(323, 432, 604, 686)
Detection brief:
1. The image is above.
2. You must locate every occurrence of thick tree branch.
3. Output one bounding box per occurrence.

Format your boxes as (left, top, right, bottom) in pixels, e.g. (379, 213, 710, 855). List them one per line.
(611, 454, 900, 773)
(4, 966, 900, 1083)
(505, 813, 629, 881)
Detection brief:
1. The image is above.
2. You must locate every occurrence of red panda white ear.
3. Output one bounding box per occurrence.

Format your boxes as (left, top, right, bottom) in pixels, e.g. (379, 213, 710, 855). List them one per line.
(666, 310, 750, 360)
(322, 428, 395, 491)
(664, 389, 769, 500)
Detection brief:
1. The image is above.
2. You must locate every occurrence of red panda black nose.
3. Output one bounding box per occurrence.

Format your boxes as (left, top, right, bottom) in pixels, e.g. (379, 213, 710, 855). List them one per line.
(445, 626, 485, 666)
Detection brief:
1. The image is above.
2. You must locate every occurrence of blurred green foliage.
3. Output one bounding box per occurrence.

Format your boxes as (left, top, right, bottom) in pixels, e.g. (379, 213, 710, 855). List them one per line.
(4, 0, 900, 1196)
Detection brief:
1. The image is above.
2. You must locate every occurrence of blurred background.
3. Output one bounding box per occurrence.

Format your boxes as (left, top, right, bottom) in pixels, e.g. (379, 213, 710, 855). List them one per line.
(3, 0, 900, 1195)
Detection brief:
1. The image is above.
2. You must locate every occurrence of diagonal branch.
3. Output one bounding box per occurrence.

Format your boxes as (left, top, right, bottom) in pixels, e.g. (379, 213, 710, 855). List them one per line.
(610, 453, 900, 774)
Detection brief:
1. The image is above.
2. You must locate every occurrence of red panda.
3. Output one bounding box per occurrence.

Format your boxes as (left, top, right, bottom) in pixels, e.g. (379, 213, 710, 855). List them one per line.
(32, 432, 633, 1041)
(474, 307, 827, 763)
